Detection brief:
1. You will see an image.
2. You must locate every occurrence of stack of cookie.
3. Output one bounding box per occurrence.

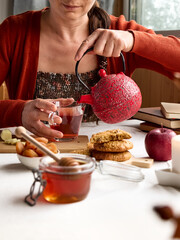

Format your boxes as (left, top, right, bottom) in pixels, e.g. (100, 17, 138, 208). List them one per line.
(89, 129, 133, 162)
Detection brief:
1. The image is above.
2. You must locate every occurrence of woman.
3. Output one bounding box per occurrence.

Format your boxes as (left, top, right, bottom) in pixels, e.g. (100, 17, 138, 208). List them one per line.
(0, 0, 179, 138)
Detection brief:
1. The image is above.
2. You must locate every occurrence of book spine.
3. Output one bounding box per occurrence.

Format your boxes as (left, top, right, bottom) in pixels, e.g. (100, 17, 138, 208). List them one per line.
(133, 112, 174, 128)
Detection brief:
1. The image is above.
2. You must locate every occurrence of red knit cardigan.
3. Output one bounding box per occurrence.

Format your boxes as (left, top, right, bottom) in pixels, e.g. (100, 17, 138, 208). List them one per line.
(0, 10, 179, 127)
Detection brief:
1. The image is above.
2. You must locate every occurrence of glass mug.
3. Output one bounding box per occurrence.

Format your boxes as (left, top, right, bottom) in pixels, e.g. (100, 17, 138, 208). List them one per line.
(48, 101, 85, 141)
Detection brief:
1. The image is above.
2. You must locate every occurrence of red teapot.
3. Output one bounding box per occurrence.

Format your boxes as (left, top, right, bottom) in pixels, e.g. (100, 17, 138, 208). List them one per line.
(75, 48, 142, 124)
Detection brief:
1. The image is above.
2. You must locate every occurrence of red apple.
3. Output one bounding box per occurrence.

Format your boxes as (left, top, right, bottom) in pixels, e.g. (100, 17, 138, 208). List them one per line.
(145, 127, 176, 161)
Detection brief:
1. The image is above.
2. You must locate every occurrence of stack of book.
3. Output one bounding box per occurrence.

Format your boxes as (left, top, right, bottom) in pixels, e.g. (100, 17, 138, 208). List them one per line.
(133, 102, 180, 134)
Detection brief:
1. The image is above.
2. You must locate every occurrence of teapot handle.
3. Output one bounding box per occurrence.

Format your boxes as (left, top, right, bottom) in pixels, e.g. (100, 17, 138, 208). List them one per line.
(75, 47, 126, 92)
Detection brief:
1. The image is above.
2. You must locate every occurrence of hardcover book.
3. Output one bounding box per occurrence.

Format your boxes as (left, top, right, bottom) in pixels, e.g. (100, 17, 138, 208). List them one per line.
(133, 107, 180, 129)
(161, 102, 180, 119)
(139, 121, 180, 134)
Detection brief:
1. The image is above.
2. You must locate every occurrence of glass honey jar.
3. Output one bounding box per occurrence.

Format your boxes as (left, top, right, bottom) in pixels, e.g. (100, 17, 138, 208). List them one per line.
(41, 154, 95, 203)
(25, 153, 95, 205)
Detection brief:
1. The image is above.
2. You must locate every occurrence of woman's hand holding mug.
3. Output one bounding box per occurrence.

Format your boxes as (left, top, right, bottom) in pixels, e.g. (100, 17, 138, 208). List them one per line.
(22, 98, 74, 138)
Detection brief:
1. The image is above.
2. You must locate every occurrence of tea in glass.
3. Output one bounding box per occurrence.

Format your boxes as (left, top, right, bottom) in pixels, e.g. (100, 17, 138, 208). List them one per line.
(48, 102, 84, 141)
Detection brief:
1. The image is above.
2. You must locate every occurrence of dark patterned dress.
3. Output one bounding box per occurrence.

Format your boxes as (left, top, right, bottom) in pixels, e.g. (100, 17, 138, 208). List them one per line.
(34, 57, 107, 122)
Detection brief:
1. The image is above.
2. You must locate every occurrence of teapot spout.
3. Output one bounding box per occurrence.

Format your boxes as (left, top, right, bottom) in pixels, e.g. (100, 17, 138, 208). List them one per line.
(77, 94, 93, 105)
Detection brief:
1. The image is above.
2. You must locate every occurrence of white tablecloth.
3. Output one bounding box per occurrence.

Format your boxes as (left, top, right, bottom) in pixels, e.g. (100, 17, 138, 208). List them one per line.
(0, 120, 179, 240)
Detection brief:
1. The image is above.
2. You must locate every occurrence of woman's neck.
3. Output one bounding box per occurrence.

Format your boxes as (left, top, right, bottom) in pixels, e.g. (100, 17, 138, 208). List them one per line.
(42, 8, 89, 43)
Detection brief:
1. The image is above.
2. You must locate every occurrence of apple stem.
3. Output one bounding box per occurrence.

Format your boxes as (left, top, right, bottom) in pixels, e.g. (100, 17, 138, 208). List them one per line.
(161, 123, 164, 133)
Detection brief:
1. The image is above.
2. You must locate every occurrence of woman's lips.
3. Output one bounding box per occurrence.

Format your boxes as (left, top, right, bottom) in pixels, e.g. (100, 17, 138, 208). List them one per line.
(63, 4, 80, 10)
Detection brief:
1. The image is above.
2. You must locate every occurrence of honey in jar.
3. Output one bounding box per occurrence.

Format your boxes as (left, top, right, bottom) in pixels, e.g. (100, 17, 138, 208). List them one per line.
(39, 154, 95, 204)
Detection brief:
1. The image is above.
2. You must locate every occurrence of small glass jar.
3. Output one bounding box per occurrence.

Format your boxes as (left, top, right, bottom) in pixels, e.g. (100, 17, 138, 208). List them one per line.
(39, 154, 95, 204)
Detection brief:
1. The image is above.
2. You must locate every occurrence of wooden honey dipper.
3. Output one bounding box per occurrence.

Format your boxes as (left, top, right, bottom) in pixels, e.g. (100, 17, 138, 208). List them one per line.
(15, 126, 80, 166)
(60, 157, 80, 166)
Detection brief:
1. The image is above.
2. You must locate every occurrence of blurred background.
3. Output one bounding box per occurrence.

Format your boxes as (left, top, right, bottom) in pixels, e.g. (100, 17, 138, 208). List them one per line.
(1, 0, 179, 33)
(12, 0, 180, 33)
(0, 0, 180, 106)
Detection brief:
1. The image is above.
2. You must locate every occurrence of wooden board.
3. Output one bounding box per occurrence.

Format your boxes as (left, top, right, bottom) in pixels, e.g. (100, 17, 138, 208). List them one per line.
(125, 156, 154, 168)
(56, 135, 89, 153)
(0, 135, 89, 153)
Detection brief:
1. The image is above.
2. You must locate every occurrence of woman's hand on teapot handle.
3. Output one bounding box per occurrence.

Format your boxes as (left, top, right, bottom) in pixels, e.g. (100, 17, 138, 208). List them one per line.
(75, 29, 134, 61)
(21, 98, 74, 138)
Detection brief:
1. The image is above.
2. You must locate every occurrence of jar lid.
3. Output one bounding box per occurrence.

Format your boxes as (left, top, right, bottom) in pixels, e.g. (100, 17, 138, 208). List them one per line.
(39, 153, 95, 175)
(97, 160, 144, 182)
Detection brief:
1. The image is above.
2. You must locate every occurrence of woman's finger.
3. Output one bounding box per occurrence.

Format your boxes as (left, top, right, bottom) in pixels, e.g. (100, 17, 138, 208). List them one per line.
(29, 121, 63, 139)
(93, 32, 109, 56)
(112, 39, 122, 57)
(32, 109, 62, 124)
(101, 34, 115, 57)
(34, 98, 74, 111)
(75, 29, 103, 61)
(55, 98, 74, 107)
(34, 98, 57, 112)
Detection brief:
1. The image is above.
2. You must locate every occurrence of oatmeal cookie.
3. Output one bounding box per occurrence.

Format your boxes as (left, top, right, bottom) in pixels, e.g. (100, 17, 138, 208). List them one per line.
(91, 150, 132, 162)
(87, 141, 94, 150)
(93, 140, 133, 152)
(90, 129, 132, 143)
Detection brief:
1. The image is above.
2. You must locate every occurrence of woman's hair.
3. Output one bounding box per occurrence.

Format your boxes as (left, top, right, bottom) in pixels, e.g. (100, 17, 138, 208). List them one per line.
(88, 1, 111, 34)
